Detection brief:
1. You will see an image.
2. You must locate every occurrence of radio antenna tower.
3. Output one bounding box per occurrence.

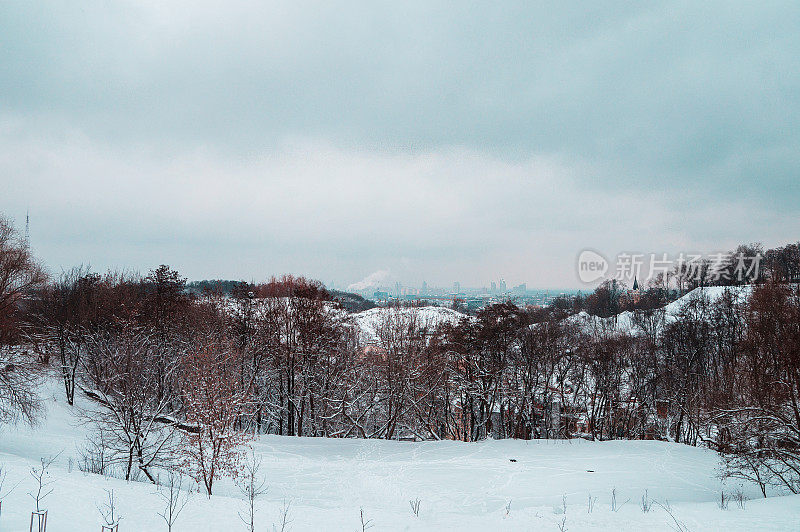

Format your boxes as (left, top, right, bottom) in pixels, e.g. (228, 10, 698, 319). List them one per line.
(24, 209, 30, 249)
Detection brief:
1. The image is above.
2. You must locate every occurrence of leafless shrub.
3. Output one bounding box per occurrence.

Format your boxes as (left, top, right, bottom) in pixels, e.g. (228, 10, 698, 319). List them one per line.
(721, 453, 769, 498)
(157, 471, 190, 532)
(78, 435, 109, 476)
(97, 489, 122, 528)
(238, 452, 268, 532)
(610, 487, 628, 512)
(409, 498, 421, 517)
(732, 487, 747, 509)
(28, 454, 59, 512)
(0, 464, 21, 516)
(717, 490, 728, 510)
(655, 501, 691, 532)
(641, 489, 653, 513)
(272, 499, 292, 532)
(0, 347, 43, 426)
(359, 508, 373, 531)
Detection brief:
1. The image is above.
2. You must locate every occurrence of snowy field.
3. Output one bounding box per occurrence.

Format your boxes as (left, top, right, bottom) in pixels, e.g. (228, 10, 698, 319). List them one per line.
(0, 380, 798, 531)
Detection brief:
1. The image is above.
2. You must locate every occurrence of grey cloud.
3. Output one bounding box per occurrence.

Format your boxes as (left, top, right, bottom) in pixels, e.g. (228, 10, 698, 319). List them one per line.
(0, 1, 798, 287)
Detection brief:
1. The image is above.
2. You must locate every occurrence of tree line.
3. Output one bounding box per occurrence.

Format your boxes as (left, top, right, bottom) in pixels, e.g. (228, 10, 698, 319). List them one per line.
(0, 214, 799, 495)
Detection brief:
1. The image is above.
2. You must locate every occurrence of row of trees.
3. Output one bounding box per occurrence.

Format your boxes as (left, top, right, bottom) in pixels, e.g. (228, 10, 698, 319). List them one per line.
(562, 242, 800, 319)
(0, 214, 798, 495)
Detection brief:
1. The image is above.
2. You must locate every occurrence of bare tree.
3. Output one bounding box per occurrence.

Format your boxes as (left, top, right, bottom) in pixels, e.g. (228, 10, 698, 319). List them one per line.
(0, 463, 21, 515)
(0, 216, 45, 425)
(238, 452, 268, 532)
(157, 471, 190, 532)
(359, 508, 373, 531)
(0, 215, 46, 346)
(28, 455, 58, 512)
(80, 325, 178, 482)
(97, 489, 122, 530)
(273, 499, 292, 532)
(0, 346, 42, 425)
(715, 282, 800, 493)
(371, 305, 433, 440)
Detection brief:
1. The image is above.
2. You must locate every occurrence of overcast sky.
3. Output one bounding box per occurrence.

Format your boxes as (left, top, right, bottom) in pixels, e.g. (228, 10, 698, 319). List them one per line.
(1, 1, 798, 289)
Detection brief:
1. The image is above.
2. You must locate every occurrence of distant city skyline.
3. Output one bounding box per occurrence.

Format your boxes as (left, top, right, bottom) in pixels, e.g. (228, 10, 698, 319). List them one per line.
(339, 278, 569, 297)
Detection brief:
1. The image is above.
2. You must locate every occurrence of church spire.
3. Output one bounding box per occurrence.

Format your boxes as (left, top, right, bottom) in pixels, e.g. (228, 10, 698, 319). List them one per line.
(632, 276, 639, 291)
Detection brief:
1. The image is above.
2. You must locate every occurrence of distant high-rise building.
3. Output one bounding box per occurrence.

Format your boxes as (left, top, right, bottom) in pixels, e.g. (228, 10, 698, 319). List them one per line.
(490, 281, 497, 293)
(395, 282, 401, 296)
(421, 281, 428, 295)
(499, 279, 507, 293)
(373, 290, 389, 302)
(453, 281, 461, 294)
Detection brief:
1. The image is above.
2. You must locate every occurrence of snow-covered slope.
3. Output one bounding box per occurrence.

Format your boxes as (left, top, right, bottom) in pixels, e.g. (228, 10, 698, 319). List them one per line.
(0, 376, 798, 531)
(568, 286, 753, 336)
(351, 306, 468, 344)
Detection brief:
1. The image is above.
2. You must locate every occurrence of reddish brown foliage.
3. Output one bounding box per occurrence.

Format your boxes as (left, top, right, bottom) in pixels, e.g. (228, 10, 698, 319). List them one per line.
(179, 342, 252, 495)
(254, 275, 329, 300)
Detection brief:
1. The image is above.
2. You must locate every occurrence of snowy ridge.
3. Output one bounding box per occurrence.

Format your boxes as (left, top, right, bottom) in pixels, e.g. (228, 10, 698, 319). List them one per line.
(567, 286, 754, 336)
(351, 305, 469, 344)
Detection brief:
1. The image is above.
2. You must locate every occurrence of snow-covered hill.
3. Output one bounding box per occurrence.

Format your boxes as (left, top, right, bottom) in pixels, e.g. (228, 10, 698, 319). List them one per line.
(351, 305, 468, 344)
(0, 376, 798, 531)
(351, 287, 756, 345)
(567, 286, 753, 336)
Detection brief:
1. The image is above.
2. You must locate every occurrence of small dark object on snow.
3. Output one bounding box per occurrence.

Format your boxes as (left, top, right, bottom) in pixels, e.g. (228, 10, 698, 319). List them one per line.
(509, 459, 517, 462)
(586, 470, 594, 472)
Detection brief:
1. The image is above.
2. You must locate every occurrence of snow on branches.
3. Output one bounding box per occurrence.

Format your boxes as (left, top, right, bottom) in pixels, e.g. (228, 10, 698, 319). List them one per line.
(178, 341, 253, 496)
